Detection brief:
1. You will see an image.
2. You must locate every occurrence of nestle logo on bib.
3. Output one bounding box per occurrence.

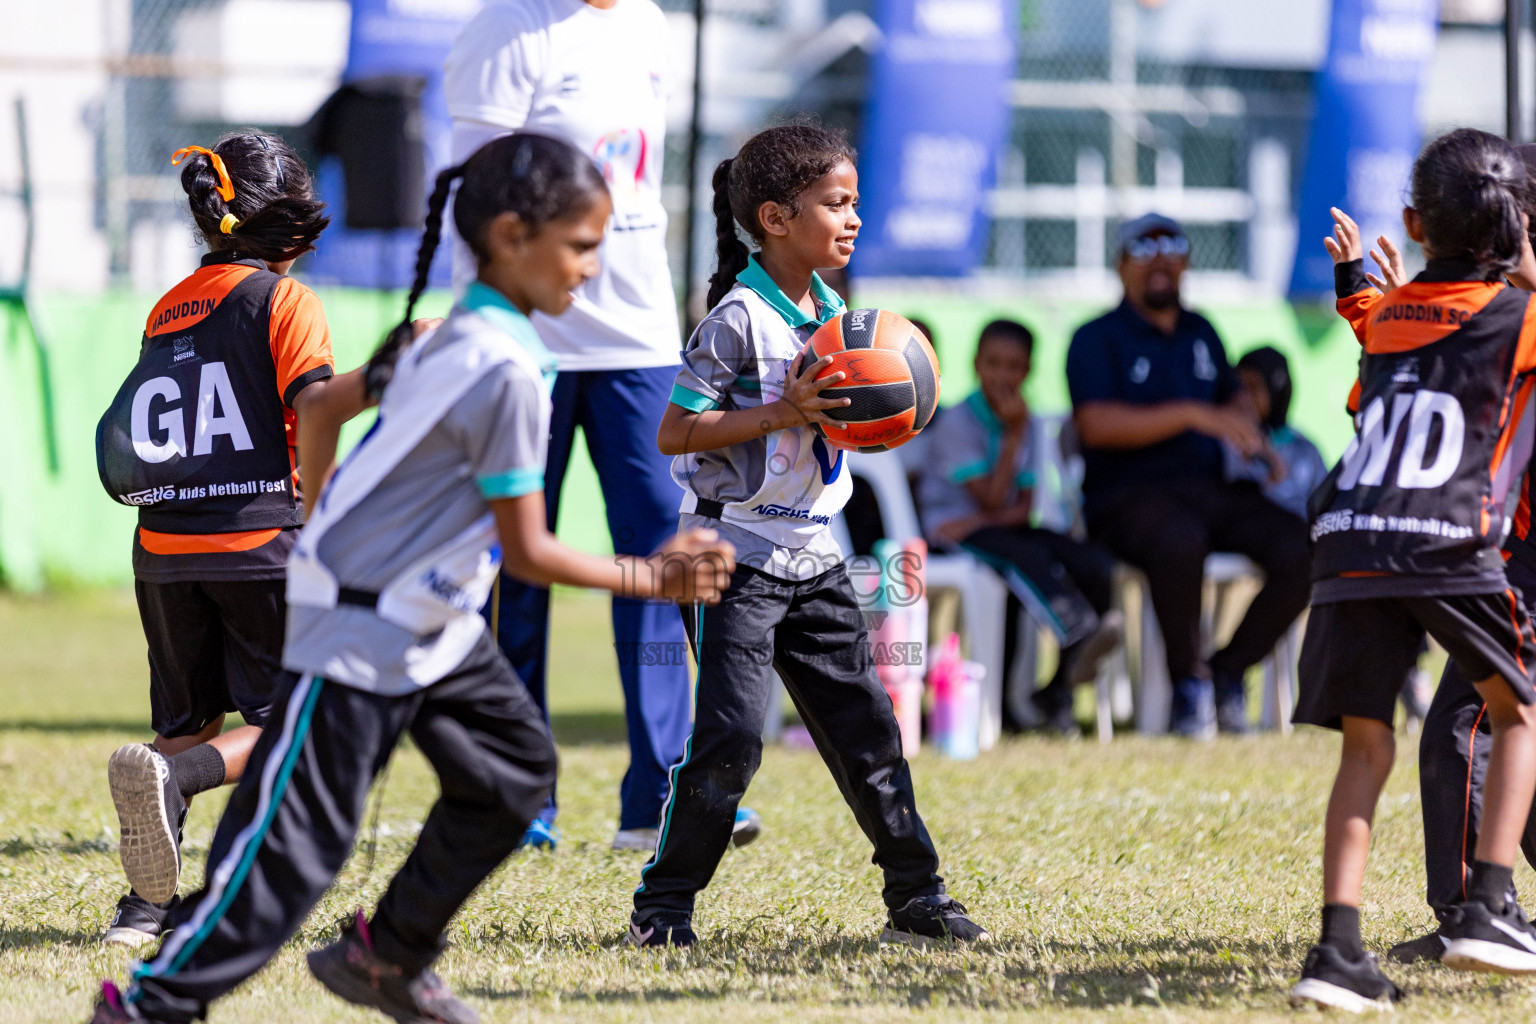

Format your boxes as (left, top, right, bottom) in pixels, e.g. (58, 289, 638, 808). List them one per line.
(119, 485, 176, 506)
(751, 503, 832, 526)
(172, 336, 196, 364)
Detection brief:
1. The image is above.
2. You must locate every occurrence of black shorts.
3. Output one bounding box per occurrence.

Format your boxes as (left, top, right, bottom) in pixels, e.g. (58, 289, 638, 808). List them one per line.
(1296, 591, 1536, 730)
(135, 578, 286, 737)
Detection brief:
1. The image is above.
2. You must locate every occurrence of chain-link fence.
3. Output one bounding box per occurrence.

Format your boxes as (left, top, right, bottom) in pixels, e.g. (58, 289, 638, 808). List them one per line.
(95, 0, 351, 288)
(12, 0, 1317, 294)
(992, 0, 1314, 286)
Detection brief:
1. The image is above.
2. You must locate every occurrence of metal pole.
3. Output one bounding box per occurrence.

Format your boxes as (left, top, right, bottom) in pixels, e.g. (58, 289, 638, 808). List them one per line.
(1509, 0, 1523, 142)
(1107, 0, 1137, 194)
(13, 96, 60, 474)
(682, 0, 707, 333)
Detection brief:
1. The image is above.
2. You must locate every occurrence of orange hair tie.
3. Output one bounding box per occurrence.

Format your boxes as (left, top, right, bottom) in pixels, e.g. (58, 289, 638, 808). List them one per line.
(171, 145, 235, 203)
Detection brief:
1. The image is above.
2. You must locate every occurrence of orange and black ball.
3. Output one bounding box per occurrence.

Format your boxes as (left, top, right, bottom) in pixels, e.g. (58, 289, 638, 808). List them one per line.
(803, 309, 941, 453)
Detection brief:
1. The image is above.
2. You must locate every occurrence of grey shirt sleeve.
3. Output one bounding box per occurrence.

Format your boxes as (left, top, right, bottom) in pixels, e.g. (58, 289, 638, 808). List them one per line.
(670, 306, 753, 412)
(441, 362, 550, 501)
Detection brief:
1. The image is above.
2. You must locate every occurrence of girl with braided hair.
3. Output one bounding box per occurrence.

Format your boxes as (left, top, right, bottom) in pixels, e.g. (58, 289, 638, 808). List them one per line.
(444, 0, 719, 856)
(629, 123, 985, 949)
(87, 131, 736, 1024)
(95, 130, 336, 948)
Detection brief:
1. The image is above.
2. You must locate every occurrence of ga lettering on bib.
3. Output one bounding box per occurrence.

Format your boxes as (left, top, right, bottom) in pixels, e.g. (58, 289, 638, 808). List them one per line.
(96, 261, 301, 534)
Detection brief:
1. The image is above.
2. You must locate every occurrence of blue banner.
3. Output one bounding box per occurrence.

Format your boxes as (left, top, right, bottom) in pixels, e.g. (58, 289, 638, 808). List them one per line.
(1288, 0, 1438, 297)
(306, 0, 475, 288)
(852, 0, 1017, 278)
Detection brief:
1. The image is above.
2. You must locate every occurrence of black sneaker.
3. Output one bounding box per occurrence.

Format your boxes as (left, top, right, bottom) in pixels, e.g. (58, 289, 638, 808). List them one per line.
(626, 912, 697, 948)
(1440, 898, 1536, 975)
(307, 910, 480, 1024)
(1289, 943, 1400, 1012)
(880, 895, 988, 948)
(108, 744, 186, 905)
(1387, 927, 1445, 964)
(102, 891, 178, 948)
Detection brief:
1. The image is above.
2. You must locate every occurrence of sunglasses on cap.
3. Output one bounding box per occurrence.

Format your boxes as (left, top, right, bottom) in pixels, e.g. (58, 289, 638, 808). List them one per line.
(1124, 234, 1190, 261)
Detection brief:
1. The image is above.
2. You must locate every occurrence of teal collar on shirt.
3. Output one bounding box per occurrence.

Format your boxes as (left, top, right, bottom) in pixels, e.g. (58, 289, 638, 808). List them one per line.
(460, 281, 559, 387)
(736, 254, 846, 328)
(957, 388, 1034, 489)
(965, 389, 1002, 435)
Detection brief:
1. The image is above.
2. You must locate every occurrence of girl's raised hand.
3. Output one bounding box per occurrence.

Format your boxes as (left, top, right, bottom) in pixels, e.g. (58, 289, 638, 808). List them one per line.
(776, 348, 851, 431)
(1323, 207, 1364, 265)
(1366, 235, 1407, 292)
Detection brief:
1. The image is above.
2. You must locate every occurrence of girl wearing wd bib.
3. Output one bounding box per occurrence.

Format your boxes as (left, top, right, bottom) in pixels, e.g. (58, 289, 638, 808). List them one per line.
(88, 133, 733, 1024)
(93, 132, 333, 946)
(629, 125, 985, 948)
(1291, 129, 1536, 1011)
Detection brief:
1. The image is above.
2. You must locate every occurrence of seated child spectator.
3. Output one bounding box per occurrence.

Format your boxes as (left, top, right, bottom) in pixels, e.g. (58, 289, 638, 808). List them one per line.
(1229, 346, 1328, 520)
(915, 319, 1122, 734)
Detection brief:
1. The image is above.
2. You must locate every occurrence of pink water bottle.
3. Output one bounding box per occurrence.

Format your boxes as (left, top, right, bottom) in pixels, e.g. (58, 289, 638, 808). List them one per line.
(927, 632, 963, 748)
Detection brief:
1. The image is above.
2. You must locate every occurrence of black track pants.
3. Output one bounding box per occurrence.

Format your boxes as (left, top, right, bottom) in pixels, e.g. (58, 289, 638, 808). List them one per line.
(1419, 560, 1536, 912)
(1087, 478, 1311, 682)
(960, 525, 1116, 647)
(632, 563, 944, 922)
(127, 631, 557, 1023)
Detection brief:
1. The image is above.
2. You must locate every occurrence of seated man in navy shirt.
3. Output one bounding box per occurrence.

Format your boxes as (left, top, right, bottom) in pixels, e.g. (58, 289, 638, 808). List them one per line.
(1065, 213, 1310, 738)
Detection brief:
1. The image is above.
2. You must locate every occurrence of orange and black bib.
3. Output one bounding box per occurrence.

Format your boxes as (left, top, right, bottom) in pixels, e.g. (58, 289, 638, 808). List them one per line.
(1311, 281, 1536, 587)
(96, 257, 300, 534)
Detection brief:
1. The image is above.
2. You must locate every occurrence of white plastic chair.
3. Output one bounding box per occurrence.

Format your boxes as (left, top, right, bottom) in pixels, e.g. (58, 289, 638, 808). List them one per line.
(845, 451, 1010, 751)
(1027, 414, 1302, 737)
(998, 415, 1134, 742)
(1116, 554, 1301, 735)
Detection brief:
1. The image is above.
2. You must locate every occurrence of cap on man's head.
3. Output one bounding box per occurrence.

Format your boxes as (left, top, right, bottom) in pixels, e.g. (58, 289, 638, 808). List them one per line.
(1116, 212, 1185, 254)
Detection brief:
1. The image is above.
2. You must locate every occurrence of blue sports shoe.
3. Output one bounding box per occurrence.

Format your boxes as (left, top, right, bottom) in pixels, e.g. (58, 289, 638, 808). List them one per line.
(1170, 677, 1216, 741)
(731, 807, 763, 848)
(516, 817, 560, 852)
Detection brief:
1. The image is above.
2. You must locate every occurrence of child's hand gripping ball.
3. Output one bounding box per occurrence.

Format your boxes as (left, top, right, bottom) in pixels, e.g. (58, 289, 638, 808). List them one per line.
(801, 309, 941, 453)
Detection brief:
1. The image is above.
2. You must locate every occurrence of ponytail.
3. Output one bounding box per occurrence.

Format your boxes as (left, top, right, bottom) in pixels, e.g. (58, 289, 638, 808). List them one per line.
(706, 158, 750, 310)
(362, 132, 608, 400)
(175, 132, 329, 263)
(1411, 128, 1533, 276)
(364, 163, 464, 400)
(705, 123, 856, 310)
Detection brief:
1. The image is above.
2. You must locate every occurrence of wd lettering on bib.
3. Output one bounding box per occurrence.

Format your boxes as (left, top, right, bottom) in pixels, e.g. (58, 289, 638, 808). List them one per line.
(1311, 284, 1536, 585)
(96, 260, 301, 534)
(1336, 390, 1465, 491)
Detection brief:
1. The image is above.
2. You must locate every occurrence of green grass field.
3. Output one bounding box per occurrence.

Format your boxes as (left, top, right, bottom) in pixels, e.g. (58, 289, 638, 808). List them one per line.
(3, 590, 1535, 1023)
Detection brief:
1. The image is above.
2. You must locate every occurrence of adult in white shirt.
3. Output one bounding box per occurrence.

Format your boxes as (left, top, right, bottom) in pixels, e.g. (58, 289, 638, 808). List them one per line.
(446, 0, 759, 853)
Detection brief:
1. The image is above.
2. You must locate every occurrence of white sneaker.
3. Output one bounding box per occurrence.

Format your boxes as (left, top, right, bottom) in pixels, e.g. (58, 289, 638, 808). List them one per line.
(108, 744, 186, 904)
(611, 827, 660, 852)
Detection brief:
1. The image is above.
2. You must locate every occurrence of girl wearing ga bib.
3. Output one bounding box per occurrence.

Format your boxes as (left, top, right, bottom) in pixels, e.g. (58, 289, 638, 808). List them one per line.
(88, 133, 734, 1024)
(628, 124, 985, 949)
(92, 131, 333, 947)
